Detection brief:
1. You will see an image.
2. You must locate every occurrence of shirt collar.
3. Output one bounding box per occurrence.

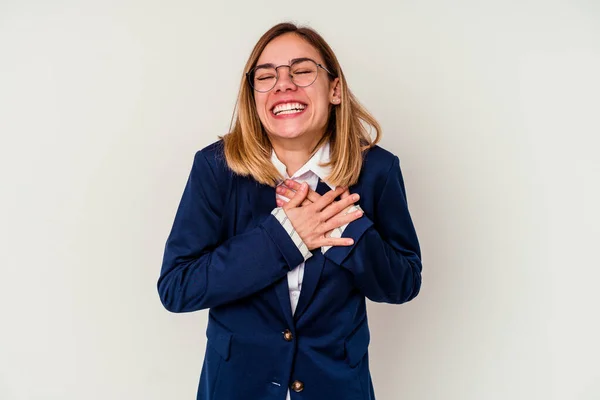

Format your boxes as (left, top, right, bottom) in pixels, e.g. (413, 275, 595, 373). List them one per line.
(271, 141, 335, 190)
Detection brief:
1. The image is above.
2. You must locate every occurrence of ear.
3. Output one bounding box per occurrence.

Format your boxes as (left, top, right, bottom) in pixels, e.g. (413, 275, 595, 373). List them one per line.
(329, 77, 341, 105)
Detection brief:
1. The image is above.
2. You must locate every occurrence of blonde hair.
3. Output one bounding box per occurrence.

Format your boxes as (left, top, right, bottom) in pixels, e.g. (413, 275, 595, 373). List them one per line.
(222, 22, 381, 187)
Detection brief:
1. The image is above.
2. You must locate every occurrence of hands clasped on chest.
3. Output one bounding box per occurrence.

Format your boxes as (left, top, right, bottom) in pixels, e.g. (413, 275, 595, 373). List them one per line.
(275, 179, 363, 251)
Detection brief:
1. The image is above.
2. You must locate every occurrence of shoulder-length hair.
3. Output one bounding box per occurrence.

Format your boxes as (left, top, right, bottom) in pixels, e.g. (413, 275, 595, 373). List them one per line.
(222, 22, 381, 187)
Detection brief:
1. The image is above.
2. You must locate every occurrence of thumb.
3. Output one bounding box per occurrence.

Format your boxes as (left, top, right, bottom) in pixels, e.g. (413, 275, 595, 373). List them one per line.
(286, 182, 308, 208)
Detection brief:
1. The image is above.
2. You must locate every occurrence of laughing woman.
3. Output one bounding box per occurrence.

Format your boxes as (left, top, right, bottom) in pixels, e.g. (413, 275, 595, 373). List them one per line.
(158, 22, 422, 400)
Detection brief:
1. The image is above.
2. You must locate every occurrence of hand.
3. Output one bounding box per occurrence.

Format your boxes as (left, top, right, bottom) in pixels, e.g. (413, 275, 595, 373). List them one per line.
(276, 179, 352, 205)
(277, 181, 363, 250)
(276, 179, 356, 214)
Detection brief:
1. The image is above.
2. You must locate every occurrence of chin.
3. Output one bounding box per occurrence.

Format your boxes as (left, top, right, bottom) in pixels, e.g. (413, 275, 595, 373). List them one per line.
(267, 124, 308, 140)
(269, 131, 306, 141)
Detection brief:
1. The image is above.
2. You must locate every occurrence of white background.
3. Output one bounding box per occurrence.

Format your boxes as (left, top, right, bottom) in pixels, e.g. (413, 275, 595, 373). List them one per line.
(1, 1, 599, 399)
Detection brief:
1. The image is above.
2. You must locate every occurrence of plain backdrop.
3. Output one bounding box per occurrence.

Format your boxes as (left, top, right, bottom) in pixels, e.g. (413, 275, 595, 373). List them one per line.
(1, 1, 599, 399)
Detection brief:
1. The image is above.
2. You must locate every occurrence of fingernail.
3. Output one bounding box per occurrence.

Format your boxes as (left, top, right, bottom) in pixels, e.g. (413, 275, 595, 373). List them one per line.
(352, 194, 360, 201)
(346, 239, 354, 245)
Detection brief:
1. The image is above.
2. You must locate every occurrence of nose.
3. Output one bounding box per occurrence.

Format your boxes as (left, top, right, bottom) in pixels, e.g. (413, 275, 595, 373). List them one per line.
(273, 66, 297, 93)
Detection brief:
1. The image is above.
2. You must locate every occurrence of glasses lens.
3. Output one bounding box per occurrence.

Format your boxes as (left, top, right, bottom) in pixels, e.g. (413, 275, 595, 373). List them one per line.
(252, 66, 277, 92)
(291, 60, 318, 87)
(249, 60, 320, 92)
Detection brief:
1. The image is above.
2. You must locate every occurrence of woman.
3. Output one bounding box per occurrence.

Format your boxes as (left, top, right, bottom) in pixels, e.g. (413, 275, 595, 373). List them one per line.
(158, 22, 422, 400)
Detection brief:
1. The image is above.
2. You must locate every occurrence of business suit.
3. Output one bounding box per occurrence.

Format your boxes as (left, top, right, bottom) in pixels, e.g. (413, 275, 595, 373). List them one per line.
(158, 140, 422, 400)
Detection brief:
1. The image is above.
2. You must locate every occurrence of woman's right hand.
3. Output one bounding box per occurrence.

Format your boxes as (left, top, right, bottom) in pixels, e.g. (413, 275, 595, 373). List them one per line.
(280, 182, 363, 250)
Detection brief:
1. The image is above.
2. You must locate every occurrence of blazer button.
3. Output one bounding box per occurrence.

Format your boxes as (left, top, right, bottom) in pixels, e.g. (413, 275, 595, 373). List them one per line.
(283, 329, 293, 342)
(291, 380, 304, 392)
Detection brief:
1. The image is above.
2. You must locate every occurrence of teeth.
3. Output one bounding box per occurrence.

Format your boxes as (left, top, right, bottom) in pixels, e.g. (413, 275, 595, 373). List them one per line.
(277, 109, 303, 115)
(273, 102, 306, 115)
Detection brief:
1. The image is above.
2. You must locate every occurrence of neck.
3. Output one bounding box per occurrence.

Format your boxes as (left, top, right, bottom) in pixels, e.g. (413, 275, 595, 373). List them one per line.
(270, 133, 324, 177)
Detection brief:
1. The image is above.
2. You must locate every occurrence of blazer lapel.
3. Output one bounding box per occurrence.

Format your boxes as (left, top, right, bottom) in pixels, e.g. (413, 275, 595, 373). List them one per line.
(294, 250, 325, 320)
(274, 278, 294, 326)
(248, 181, 294, 326)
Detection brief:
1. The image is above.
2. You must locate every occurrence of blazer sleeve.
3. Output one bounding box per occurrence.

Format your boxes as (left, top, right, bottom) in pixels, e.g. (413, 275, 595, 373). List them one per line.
(324, 156, 422, 304)
(157, 150, 305, 313)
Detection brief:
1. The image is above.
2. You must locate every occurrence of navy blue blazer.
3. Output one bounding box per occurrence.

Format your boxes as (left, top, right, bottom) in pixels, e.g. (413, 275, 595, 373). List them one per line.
(158, 140, 422, 400)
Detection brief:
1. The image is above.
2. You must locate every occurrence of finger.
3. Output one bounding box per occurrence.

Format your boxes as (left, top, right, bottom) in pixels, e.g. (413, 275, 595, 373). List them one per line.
(321, 193, 359, 221)
(317, 236, 354, 248)
(338, 204, 355, 217)
(276, 185, 298, 201)
(305, 189, 321, 204)
(284, 179, 302, 190)
(284, 182, 308, 209)
(284, 179, 303, 192)
(314, 186, 347, 211)
(284, 180, 320, 203)
(279, 184, 316, 205)
(321, 207, 364, 232)
(277, 196, 310, 208)
(338, 189, 352, 213)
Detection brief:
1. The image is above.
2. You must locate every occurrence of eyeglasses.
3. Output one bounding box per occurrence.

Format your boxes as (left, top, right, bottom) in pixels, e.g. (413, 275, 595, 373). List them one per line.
(246, 58, 335, 93)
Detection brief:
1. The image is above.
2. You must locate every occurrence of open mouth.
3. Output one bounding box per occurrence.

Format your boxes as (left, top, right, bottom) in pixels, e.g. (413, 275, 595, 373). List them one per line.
(271, 102, 307, 116)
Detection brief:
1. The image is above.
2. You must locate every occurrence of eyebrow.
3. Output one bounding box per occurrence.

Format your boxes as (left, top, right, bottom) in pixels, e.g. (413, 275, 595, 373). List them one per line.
(290, 57, 314, 64)
(254, 57, 317, 70)
(254, 63, 275, 70)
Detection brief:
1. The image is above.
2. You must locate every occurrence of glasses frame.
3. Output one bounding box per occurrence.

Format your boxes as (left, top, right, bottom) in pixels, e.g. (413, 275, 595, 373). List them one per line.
(246, 58, 335, 93)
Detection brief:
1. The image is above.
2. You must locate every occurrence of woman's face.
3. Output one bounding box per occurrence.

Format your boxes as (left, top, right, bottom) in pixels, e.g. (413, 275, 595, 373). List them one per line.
(253, 33, 339, 145)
